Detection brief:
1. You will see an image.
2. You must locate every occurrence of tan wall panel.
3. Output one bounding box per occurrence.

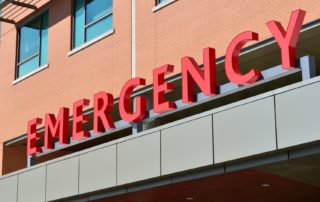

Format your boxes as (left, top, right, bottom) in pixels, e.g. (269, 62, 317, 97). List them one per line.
(117, 132, 161, 185)
(18, 166, 46, 202)
(46, 157, 79, 201)
(79, 145, 117, 194)
(213, 97, 277, 163)
(276, 82, 320, 148)
(161, 116, 213, 175)
(0, 175, 17, 202)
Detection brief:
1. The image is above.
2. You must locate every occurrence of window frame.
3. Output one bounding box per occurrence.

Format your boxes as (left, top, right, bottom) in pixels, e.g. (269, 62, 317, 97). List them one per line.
(72, 0, 113, 49)
(15, 10, 48, 79)
(156, 0, 166, 5)
(152, 0, 177, 12)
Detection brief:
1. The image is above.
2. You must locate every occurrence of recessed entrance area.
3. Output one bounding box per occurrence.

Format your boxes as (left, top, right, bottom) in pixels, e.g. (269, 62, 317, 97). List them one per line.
(89, 154, 320, 202)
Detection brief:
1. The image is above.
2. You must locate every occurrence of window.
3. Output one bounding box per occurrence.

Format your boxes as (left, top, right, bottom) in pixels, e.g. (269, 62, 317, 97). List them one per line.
(157, 0, 168, 5)
(73, 0, 113, 49)
(153, 0, 176, 12)
(16, 11, 48, 79)
(0, 8, 2, 44)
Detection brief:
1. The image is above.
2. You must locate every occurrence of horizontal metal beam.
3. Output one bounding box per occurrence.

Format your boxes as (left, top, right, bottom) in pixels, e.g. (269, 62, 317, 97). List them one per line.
(0, 0, 37, 24)
(35, 120, 131, 158)
(0, 0, 37, 10)
(0, 17, 15, 24)
(11, 1, 37, 10)
(0, 0, 15, 10)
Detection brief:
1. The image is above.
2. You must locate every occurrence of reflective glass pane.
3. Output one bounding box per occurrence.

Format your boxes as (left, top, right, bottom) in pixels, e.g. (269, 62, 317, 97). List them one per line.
(85, 15, 112, 42)
(18, 55, 39, 78)
(159, 0, 168, 4)
(0, 8, 2, 38)
(40, 11, 49, 65)
(19, 19, 40, 62)
(86, 0, 112, 25)
(74, 0, 85, 48)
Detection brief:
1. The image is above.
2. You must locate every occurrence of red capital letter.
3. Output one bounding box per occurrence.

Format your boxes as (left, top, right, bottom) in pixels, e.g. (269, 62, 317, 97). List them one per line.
(44, 107, 69, 149)
(225, 31, 261, 85)
(94, 91, 115, 133)
(153, 64, 176, 113)
(72, 99, 90, 140)
(182, 47, 216, 103)
(119, 78, 147, 122)
(267, 9, 305, 69)
(27, 118, 43, 156)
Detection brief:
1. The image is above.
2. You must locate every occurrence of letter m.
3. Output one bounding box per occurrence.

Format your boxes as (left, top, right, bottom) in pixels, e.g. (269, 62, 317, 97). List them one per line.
(44, 107, 70, 149)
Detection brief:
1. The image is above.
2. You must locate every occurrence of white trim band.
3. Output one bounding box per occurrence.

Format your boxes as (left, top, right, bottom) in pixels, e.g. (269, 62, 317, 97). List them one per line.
(12, 64, 49, 85)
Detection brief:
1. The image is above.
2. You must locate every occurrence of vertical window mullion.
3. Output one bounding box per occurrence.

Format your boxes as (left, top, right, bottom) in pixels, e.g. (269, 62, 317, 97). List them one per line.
(72, 3, 75, 49)
(71, 0, 77, 48)
(16, 28, 21, 78)
(38, 15, 42, 67)
(84, 0, 87, 43)
(40, 11, 49, 66)
(73, 0, 85, 48)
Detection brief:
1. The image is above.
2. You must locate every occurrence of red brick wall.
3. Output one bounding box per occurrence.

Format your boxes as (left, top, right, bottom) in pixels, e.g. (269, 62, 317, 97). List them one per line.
(1, 0, 320, 174)
(136, 0, 320, 82)
(0, 0, 132, 142)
